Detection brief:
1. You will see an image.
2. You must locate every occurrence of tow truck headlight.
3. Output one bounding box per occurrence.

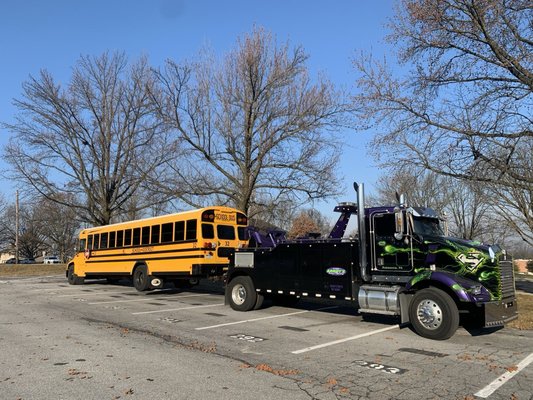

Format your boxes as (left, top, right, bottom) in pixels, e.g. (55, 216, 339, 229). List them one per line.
(471, 285, 483, 296)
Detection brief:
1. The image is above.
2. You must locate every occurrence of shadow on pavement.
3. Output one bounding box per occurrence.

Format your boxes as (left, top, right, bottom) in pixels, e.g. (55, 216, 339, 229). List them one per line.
(516, 276, 533, 294)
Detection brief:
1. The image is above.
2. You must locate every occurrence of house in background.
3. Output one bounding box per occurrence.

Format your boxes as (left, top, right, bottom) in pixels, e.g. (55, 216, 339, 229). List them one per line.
(0, 252, 15, 263)
(514, 259, 532, 274)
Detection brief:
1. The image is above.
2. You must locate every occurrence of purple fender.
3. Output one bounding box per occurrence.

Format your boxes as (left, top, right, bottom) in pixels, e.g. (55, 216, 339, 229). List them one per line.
(406, 270, 492, 303)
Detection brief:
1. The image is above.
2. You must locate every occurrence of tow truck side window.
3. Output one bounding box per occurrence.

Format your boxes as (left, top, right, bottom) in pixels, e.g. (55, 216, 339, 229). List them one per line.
(374, 213, 395, 237)
(413, 218, 443, 236)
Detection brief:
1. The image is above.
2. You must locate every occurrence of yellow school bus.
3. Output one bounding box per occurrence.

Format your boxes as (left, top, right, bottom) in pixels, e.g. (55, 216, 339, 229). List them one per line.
(66, 207, 248, 291)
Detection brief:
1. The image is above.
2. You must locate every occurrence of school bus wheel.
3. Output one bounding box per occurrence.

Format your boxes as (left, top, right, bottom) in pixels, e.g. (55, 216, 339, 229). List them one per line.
(67, 264, 84, 285)
(133, 264, 150, 292)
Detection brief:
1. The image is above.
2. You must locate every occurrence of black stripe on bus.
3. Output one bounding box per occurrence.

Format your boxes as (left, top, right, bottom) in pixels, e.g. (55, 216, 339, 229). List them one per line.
(87, 239, 198, 252)
(85, 247, 213, 259)
(85, 254, 206, 264)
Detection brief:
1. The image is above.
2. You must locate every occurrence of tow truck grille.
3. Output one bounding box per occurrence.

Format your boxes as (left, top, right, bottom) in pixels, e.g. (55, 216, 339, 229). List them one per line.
(499, 259, 516, 299)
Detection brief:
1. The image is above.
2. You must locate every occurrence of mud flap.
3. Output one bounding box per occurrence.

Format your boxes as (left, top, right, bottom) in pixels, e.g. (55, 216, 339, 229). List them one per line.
(399, 292, 413, 324)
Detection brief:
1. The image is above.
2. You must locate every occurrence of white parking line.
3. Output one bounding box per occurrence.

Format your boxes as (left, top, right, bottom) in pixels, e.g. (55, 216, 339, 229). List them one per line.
(57, 291, 132, 298)
(195, 306, 338, 331)
(291, 325, 400, 354)
(31, 286, 87, 291)
(132, 303, 225, 315)
(89, 293, 211, 305)
(474, 352, 533, 398)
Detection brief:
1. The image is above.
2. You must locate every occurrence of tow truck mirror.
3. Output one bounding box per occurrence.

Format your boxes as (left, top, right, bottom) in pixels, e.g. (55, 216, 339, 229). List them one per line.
(394, 207, 404, 240)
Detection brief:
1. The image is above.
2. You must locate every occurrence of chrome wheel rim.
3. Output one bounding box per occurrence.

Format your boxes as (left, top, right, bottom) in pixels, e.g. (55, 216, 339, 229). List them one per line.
(416, 299, 443, 330)
(231, 284, 246, 305)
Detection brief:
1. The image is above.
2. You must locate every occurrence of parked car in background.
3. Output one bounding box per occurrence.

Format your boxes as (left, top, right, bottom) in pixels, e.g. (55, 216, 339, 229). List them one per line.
(4, 258, 17, 264)
(20, 258, 36, 264)
(43, 256, 60, 264)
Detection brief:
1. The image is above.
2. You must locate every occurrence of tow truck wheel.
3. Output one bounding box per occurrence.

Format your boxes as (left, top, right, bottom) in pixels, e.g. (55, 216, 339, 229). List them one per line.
(253, 293, 265, 310)
(409, 287, 459, 340)
(228, 276, 257, 312)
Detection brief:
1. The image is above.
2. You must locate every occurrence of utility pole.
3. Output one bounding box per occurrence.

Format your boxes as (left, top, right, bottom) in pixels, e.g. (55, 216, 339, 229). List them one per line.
(15, 190, 19, 264)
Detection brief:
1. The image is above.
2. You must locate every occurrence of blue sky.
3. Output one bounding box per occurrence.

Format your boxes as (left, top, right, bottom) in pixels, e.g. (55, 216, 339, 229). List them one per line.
(0, 0, 395, 220)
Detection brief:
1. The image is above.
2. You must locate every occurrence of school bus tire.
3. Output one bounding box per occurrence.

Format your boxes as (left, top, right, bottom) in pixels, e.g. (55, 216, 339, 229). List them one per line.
(67, 264, 84, 285)
(228, 276, 257, 312)
(133, 264, 150, 292)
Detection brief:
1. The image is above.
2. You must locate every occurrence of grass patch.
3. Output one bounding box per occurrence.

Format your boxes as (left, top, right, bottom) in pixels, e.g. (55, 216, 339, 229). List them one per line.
(508, 293, 533, 331)
(0, 263, 66, 277)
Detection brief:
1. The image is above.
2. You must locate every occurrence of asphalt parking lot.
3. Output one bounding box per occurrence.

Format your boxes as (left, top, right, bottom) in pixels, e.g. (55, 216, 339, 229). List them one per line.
(1, 275, 532, 400)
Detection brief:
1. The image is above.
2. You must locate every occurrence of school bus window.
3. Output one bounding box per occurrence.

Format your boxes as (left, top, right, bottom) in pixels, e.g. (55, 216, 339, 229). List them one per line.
(217, 225, 235, 240)
(109, 231, 116, 248)
(101, 232, 109, 249)
(88, 235, 93, 250)
(238, 227, 247, 240)
(151, 225, 160, 244)
(116, 230, 124, 248)
(141, 226, 150, 245)
(161, 223, 173, 243)
(125, 229, 133, 246)
(132, 228, 141, 246)
(93, 234, 100, 249)
(79, 238, 87, 252)
(186, 219, 197, 240)
(202, 223, 215, 239)
(175, 221, 185, 241)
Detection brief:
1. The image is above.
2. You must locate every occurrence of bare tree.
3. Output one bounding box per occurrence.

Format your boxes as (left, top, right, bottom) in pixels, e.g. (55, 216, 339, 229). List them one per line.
(446, 180, 490, 240)
(371, 169, 450, 214)
(0, 194, 10, 252)
(373, 169, 495, 241)
(354, 1, 532, 243)
(1, 202, 46, 259)
(488, 142, 533, 244)
(0, 195, 80, 261)
(3, 52, 175, 225)
(37, 195, 80, 261)
(152, 27, 348, 219)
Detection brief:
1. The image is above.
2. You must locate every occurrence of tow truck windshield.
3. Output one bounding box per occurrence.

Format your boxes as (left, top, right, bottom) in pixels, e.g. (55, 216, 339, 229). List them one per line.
(413, 217, 444, 237)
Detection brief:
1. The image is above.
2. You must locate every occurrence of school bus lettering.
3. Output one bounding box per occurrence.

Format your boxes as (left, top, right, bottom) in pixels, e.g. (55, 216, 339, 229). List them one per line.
(215, 213, 236, 222)
(132, 247, 154, 254)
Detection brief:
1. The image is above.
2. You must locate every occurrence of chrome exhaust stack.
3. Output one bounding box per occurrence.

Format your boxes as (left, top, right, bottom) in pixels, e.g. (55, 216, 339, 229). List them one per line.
(354, 182, 370, 282)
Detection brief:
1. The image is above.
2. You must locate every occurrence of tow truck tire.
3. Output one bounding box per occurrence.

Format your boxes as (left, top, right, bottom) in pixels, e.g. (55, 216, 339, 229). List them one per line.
(228, 276, 257, 312)
(409, 287, 459, 340)
(67, 265, 84, 285)
(133, 265, 150, 292)
(253, 293, 265, 310)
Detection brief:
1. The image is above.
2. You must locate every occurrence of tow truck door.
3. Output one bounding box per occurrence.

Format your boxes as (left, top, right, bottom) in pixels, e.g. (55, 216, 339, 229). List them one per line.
(370, 212, 413, 273)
